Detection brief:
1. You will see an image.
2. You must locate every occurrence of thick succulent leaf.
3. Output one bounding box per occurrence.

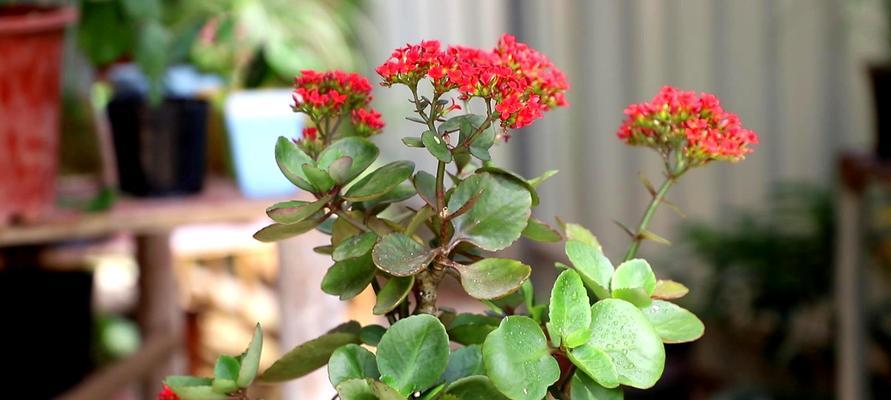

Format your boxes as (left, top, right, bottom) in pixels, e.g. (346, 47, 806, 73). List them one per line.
(586, 299, 665, 389)
(260, 332, 360, 382)
(547, 269, 593, 348)
(413, 171, 437, 208)
(372, 233, 434, 277)
(454, 258, 531, 300)
(564, 223, 600, 248)
(344, 161, 415, 201)
(321, 254, 376, 300)
(266, 195, 331, 224)
(328, 156, 355, 184)
(376, 315, 450, 396)
(640, 300, 704, 343)
(336, 378, 404, 400)
(449, 173, 532, 251)
(254, 217, 323, 242)
(568, 344, 619, 388)
(482, 316, 560, 400)
(445, 376, 508, 400)
(317, 136, 380, 183)
(422, 130, 453, 162)
(333, 232, 378, 262)
(302, 163, 336, 192)
(328, 344, 380, 386)
(236, 323, 263, 387)
(522, 217, 562, 243)
(374, 276, 415, 315)
(527, 169, 559, 189)
(403, 137, 425, 147)
(651, 280, 689, 300)
(360, 182, 417, 210)
(447, 314, 501, 345)
(274, 136, 314, 189)
(565, 240, 614, 299)
(570, 372, 624, 400)
(610, 259, 657, 296)
(611, 288, 652, 308)
(360, 324, 387, 346)
(475, 166, 540, 206)
(439, 345, 484, 385)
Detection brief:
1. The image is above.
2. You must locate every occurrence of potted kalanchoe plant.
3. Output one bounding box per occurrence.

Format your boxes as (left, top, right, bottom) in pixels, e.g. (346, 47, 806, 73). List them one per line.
(159, 34, 758, 400)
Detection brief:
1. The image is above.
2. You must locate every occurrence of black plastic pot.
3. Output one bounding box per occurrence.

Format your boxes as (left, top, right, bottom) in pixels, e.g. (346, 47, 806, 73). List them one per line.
(107, 94, 208, 197)
(870, 65, 891, 160)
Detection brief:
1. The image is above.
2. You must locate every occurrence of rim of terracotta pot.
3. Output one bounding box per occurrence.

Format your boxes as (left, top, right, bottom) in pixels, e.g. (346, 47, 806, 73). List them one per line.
(0, 5, 77, 36)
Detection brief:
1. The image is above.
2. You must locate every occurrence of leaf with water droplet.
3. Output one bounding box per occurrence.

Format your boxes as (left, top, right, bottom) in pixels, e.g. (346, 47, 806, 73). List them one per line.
(547, 269, 592, 348)
(640, 300, 704, 344)
(482, 316, 560, 400)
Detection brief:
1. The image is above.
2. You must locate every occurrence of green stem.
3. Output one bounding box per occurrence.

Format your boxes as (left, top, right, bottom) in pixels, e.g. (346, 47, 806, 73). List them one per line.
(622, 175, 676, 261)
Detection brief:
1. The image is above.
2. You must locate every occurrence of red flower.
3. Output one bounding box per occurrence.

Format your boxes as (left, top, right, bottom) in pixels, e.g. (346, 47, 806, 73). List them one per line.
(302, 127, 318, 141)
(617, 86, 759, 165)
(292, 70, 374, 120)
(157, 385, 180, 400)
(375, 34, 569, 132)
(351, 107, 385, 136)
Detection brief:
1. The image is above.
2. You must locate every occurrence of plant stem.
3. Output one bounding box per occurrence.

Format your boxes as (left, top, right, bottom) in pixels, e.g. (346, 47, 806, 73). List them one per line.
(622, 174, 676, 262)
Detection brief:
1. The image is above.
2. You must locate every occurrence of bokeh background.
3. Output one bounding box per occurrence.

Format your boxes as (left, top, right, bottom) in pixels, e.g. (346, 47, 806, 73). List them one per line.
(2, 0, 891, 399)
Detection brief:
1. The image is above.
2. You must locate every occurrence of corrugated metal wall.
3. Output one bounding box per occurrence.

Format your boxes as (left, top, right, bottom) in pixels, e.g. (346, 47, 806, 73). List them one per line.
(365, 0, 877, 259)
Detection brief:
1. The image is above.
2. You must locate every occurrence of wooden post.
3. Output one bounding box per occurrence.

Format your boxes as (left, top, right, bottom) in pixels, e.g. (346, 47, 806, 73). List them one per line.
(136, 231, 186, 398)
(835, 188, 867, 400)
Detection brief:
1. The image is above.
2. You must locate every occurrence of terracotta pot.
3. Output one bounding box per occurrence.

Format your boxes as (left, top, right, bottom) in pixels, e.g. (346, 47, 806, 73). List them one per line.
(0, 5, 77, 223)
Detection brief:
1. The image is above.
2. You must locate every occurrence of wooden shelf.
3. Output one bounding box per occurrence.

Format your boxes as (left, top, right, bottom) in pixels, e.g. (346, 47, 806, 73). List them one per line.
(0, 178, 296, 247)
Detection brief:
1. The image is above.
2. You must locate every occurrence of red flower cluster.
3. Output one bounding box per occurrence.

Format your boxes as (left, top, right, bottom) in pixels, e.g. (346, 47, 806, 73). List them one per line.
(156, 384, 179, 400)
(351, 108, 385, 136)
(617, 86, 759, 165)
(376, 34, 569, 130)
(291, 70, 383, 139)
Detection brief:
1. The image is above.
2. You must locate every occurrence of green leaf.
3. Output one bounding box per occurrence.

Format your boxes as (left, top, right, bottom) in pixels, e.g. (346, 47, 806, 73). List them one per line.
(261, 331, 360, 382)
(321, 254, 376, 300)
(651, 280, 689, 300)
(237, 323, 263, 387)
(468, 124, 496, 161)
(475, 166, 540, 206)
(275, 136, 315, 191)
(528, 170, 559, 189)
(328, 156, 355, 184)
(586, 299, 665, 389)
(332, 212, 364, 246)
(376, 314, 450, 396)
(521, 279, 536, 313)
(336, 378, 404, 400)
(482, 316, 560, 400)
(266, 195, 331, 224)
(254, 217, 323, 242)
(639, 229, 671, 246)
(318, 137, 380, 183)
(611, 288, 652, 308)
(372, 233, 434, 277)
(565, 240, 614, 299)
(403, 137, 425, 147)
(570, 372, 624, 400)
(165, 376, 213, 387)
(328, 344, 380, 386)
(170, 385, 229, 400)
(360, 324, 387, 346)
(330, 321, 363, 336)
(361, 182, 417, 210)
(445, 376, 509, 400)
(449, 174, 532, 251)
(419, 384, 446, 400)
(405, 206, 435, 236)
(439, 345, 485, 385)
(522, 218, 562, 243)
(454, 258, 531, 300)
(568, 344, 619, 388)
(422, 130, 453, 162)
(564, 223, 600, 248)
(640, 300, 704, 343)
(212, 355, 240, 393)
(334, 232, 378, 262)
(610, 259, 657, 297)
(344, 161, 416, 201)
(547, 269, 593, 348)
(302, 163, 336, 192)
(413, 171, 437, 208)
(374, 276, 415, 315)
(447, 314, 500, 345)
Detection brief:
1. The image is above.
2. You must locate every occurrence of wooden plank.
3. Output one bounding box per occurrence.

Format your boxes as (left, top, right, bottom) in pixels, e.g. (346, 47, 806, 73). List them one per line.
(834, 184, 867, 400)
(58, 333, 181, 400)
(0, 179, 296, 246)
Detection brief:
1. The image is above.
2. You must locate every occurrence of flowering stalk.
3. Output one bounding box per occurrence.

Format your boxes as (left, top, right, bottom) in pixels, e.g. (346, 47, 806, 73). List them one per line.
(623, 173, 677, 261)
